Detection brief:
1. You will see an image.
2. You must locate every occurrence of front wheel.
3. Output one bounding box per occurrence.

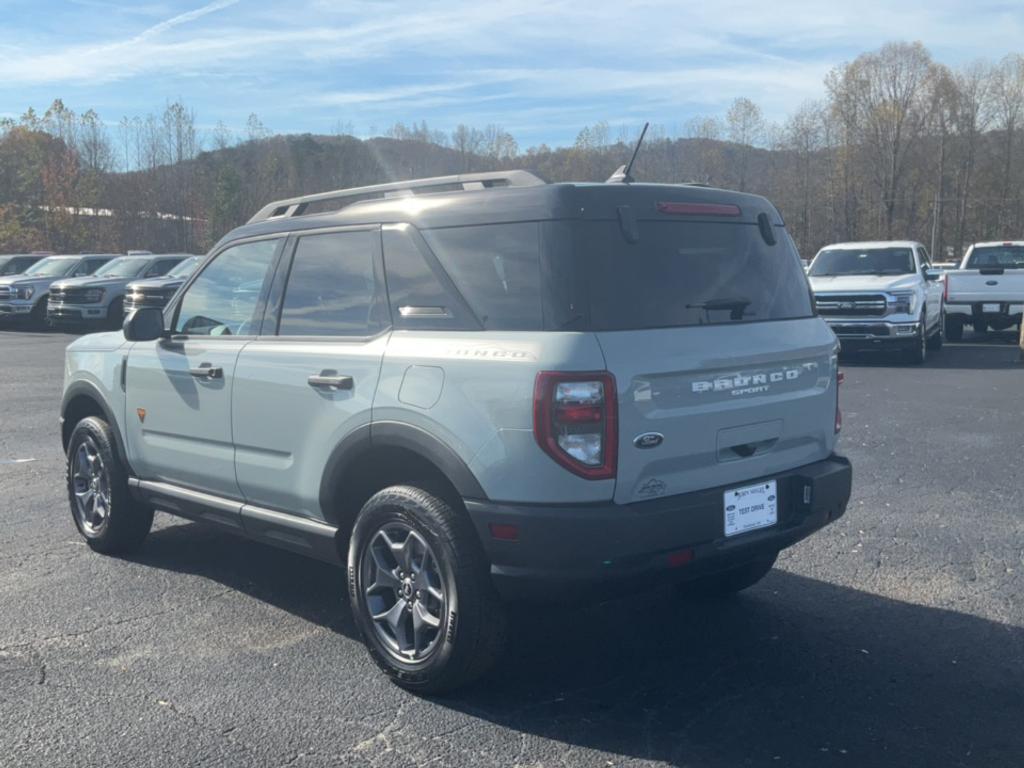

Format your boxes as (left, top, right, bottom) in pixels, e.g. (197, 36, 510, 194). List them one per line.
(348, 486, 506, 694)
(904, 323, 928, 364)
(927, 314, 944, 351)
(66, 416, 153, 554)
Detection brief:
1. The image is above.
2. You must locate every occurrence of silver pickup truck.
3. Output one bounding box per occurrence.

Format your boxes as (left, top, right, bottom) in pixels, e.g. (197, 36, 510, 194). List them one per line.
(944, 241, 1024, 340)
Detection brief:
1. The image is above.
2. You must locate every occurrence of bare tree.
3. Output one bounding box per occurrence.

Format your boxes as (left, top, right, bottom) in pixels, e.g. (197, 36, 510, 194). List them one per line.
(726, 97, 765, 190)
(992, 54, 1024, 230)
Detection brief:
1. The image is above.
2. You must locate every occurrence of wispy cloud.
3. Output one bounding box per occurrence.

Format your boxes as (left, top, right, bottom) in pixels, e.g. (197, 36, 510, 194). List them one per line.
(1, 0, 1021, 146)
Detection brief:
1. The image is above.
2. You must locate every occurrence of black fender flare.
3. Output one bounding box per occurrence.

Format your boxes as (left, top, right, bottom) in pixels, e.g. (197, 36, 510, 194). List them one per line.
(60, 380, 133, 473)
(318, 420, 487, 525)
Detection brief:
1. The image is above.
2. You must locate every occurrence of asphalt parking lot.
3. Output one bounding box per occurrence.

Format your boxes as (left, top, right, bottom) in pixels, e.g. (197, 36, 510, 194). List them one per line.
(1, 328, 1022, 768)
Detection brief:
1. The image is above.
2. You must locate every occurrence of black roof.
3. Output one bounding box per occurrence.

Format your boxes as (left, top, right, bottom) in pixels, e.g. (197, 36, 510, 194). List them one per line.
(217, 173, 783, 250)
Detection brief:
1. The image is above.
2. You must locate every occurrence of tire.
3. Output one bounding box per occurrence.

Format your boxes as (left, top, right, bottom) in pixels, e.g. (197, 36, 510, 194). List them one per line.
(29, 298, 47, 330)
(348, 485, 506, 694)
(904, 321, 927, 364)
(677, 552, 779, 598)
(106, 298, 124, 330)
(946, 315, 963, 342)
(927, 313, 944, 351)
(66, 416, 153, 555)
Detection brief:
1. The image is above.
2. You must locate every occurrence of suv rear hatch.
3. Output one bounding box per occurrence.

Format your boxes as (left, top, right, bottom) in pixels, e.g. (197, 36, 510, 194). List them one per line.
(573, 199, 838, 505)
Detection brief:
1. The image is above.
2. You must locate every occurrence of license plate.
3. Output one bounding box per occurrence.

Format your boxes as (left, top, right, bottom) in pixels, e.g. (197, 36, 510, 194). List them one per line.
(724, 480, 778, 537)
(983, 303, 1000, 313)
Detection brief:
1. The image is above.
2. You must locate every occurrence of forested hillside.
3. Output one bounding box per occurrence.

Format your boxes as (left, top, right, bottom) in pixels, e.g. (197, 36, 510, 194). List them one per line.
(2, 41, 1022, 260)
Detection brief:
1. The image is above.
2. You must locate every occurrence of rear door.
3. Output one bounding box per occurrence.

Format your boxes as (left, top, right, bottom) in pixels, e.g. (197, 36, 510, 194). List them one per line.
(579, 216, 838, 505)
(124, 238, 282, 502)
(232, 227, 389, 520)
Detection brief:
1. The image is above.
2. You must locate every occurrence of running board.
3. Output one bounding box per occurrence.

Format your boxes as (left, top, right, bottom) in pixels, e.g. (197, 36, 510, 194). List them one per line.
(130, 479, 342, 565)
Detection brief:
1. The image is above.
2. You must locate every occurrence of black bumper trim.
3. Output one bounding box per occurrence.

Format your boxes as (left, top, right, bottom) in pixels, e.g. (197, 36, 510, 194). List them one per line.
(466, 454, 852, 601)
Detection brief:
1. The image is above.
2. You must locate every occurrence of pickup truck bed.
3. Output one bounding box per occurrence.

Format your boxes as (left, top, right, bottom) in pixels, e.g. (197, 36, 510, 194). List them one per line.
(944, 242, 1024, 338)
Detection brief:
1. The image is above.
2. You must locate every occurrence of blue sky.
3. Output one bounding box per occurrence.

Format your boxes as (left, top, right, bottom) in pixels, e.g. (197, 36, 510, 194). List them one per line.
(1, 0, 1022, 149)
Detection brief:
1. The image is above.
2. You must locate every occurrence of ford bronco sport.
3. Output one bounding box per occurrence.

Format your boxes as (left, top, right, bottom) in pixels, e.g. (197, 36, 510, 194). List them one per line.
(60, 171, 852, 692)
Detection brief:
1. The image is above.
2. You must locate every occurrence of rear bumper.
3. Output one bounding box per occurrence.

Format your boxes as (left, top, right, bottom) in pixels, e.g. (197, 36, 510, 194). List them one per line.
(466, 454, 852, 601)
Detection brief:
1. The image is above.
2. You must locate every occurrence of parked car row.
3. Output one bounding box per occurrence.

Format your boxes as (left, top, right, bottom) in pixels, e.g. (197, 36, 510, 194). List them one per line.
(805, 239, 1024, 361)
(0, 252, 201, 330)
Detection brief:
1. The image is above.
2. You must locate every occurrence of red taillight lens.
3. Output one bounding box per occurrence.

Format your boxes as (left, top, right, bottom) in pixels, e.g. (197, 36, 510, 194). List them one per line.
(656, 201, 742, 217)
(835, 370, 844, 434)
(533, 371, 617, 480)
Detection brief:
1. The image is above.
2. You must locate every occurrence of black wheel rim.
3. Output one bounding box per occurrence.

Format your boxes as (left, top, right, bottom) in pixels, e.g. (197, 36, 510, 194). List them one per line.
(71, 436, 110, 535)
(360, 523, 446, 664)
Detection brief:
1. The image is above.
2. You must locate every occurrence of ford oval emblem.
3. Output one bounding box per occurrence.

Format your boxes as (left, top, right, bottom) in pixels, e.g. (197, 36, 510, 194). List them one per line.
(633, 432, 664, 449)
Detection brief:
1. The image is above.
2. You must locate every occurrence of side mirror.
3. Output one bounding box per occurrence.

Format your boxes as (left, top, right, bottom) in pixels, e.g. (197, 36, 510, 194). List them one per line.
(924, 269, 942, 282)
(123, 307, 166, 341)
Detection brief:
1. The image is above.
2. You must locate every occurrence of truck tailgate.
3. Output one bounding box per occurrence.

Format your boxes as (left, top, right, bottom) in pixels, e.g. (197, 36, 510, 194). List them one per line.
(946, 270, 1024, 303)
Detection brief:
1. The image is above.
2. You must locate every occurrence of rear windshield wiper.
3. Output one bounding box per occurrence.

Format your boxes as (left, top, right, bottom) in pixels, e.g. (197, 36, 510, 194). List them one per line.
(687, 298, 753, 321)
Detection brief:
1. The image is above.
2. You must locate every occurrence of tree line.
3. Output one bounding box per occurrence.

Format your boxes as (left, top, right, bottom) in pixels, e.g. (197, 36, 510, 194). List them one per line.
(1, 41, 1022, 260)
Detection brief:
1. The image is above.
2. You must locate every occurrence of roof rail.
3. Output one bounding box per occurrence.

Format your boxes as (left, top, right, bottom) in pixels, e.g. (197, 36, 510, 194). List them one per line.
(247, 170, 546, 224)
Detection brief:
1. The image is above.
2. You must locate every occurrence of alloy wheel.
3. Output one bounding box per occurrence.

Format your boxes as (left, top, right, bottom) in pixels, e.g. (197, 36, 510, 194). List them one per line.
(71, 437, 111, 535)
(360, 523, 447, 663)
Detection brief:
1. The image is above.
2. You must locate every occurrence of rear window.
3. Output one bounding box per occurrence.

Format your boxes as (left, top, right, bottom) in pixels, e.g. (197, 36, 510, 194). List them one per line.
(583, 220, 813, 330)
(421, 223, 542, 330)
(966, 245, 1024, 269)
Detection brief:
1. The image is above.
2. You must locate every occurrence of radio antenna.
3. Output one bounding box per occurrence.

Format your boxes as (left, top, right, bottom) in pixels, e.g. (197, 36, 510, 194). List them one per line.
(605, 122, 649, 184)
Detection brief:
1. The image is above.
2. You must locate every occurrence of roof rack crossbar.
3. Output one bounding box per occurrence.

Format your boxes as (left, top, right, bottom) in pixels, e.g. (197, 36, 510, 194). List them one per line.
(247, 170, 546, 224)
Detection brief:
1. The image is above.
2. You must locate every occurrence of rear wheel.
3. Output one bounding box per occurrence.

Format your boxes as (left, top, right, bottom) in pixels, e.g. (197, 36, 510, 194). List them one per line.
(348, 485, 506, 694)
(946, 315, 964, 342)
(677, 553, 778, 598)
(66, 416, 153, 554)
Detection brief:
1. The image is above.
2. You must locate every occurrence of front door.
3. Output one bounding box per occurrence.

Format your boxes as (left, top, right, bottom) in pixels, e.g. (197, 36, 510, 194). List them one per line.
(124, 237, 283, 499)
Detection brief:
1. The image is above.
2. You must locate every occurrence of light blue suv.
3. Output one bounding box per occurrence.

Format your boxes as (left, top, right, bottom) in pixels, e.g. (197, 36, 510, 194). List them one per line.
(60, 172, 852, 692)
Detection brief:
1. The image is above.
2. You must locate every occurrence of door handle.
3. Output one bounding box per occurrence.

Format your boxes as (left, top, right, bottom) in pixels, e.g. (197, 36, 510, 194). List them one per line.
(308, 373, 354, 391)
(189, 364, 223, 380)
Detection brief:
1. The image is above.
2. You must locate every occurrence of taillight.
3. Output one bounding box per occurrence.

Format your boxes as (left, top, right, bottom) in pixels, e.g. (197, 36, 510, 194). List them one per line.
(835, 370, 844, 434)
(533, 371, 617, 480)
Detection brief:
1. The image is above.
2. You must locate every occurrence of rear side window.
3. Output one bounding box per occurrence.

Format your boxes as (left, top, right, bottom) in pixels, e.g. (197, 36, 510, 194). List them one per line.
(967, 245, 1024, 269)
(382, 226, 474, 330)
(421, 223, 542, 330)
(584, 220, 813, 330)
(278, 230, 385, 337)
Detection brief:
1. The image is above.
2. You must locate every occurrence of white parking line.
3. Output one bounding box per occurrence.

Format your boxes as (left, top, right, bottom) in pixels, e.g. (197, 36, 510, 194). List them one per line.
(0, 458, 37, 464)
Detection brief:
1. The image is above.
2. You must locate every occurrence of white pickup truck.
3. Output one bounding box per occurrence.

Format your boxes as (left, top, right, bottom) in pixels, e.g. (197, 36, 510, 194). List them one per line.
(944, 241, 1024, 341)
(807, 240, 945, 363)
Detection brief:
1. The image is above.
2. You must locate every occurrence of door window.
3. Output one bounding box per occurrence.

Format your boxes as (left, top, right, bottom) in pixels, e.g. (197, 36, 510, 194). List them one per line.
(174, 240, 278, 336)
(277, 230, 385, 337)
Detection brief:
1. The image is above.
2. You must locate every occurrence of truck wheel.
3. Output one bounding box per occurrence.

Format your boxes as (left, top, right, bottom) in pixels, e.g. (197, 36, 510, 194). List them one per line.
(30, 298, 47, 330)
(946, 316, 963, 342)
(348, 485, 506, 694)
(905, 324, 927, 364)
(678, 553, 778, 598)
(106, 298, 124, 329)
(66, 416, 153, 554)
(927, 315, 944, 351)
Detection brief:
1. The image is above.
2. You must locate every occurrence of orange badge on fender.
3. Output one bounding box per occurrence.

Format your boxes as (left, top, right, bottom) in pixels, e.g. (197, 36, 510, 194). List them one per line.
(137, 408, 146, 423)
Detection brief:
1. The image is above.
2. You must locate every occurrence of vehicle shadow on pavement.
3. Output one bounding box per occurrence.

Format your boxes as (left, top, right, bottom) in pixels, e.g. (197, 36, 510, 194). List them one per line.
(841, 336, 1020, 370)
(133, 520, 1023, 768)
